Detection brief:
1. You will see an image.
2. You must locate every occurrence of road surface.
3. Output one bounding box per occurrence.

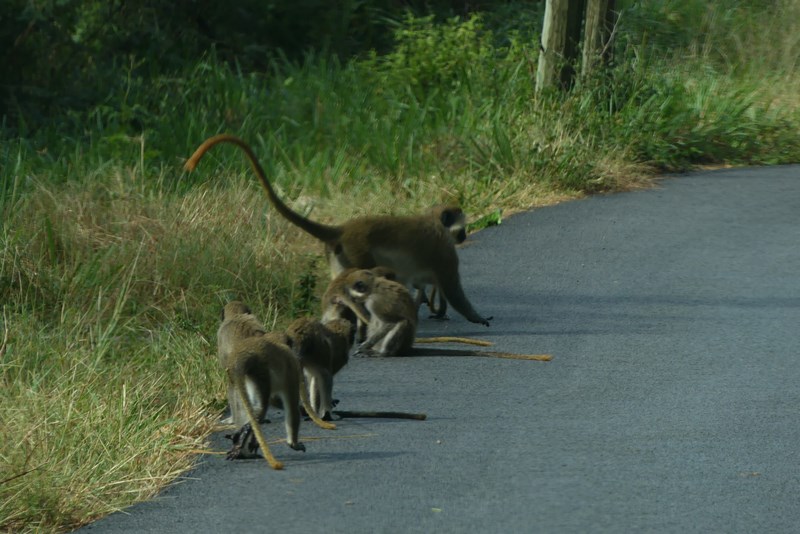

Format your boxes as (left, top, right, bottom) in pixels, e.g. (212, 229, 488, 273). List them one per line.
(82, 165, 800, 533)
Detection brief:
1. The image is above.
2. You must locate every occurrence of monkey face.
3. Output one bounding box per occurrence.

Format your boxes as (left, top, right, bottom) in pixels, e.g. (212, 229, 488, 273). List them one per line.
(343, 270, 375, 302)
(437, 206, 467, 244)
(349, 281, 370, 301)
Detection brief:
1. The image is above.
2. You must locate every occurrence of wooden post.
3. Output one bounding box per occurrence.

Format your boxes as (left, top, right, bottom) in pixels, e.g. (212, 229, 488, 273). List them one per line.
(536, 0, 569, 92)
(582, 0, 616, 77)
(537, 0, 586, 92)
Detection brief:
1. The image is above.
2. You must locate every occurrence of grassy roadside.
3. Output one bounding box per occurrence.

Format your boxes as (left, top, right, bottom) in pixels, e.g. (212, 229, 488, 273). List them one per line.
(2, 2, 800, 531)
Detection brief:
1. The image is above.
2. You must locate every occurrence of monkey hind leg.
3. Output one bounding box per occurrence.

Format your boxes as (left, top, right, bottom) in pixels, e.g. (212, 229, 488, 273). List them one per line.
(298, 373, 336, 430)
(277, 391, 307, 452)
(305, 370, 321, 418)
(373, 321, 413, 357)
(428, 286, 449, 320)
(231, 380, 283, 470)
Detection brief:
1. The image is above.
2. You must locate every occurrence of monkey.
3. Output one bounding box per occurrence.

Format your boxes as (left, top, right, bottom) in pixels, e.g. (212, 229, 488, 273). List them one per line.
(321, 266, 402, 347)
(218, 302, 336, 469)
(324, 208, 461, 321)
(284, 316, 354, 420)
(413, 205, 468, 320)
(334, 269, 417, 358)
(336, 270, 552, 361)
(321, 266, 397, 328)
(321, 266, 490, 349)
(185, 134, 492, 326)
(285, 315, 434, 421)
(216, 301, 267, 424)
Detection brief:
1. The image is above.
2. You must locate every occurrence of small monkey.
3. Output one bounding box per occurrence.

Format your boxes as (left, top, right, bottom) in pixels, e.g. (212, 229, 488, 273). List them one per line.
(216, 301, 266, 424)
(285, 316, 354, 419)
(324, 268, 493, 349)
(321, 266, 397, 328)
(322, 266, 401, 346)
(286, 315, 434, 421)
(218, 302, 335, 470)
(336, 269, 417, 358)
(338, 270, 552, 361)
(185, 134, 492, 326)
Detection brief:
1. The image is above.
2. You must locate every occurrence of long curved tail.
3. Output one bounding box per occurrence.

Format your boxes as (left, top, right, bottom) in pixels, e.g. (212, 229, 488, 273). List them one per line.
(185, 134, 341, 243)
(232, 378, 284, 470)
(409, 347, 552, 361)
(415, 336, 493, 347)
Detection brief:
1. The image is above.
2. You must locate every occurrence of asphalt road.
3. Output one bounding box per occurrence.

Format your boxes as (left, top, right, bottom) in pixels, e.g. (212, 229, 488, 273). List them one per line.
(81, 166, 800, 533)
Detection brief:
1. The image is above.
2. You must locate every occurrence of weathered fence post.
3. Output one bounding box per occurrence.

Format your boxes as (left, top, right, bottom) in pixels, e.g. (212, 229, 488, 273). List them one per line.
(582, 0, 617, 76)
(537, 0, 587, 92)
(536, 0, 569, 92)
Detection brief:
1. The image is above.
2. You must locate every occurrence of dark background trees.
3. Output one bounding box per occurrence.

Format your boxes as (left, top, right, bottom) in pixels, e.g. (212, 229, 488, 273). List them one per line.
(1, 0, 543, 130)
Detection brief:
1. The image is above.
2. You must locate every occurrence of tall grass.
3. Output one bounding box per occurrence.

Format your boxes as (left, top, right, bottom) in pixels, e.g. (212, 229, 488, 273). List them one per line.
(2, 2, 800, 531)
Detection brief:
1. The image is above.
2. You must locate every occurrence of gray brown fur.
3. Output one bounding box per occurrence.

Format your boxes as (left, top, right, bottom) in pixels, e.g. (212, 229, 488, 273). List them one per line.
(218, 302, 308, 453)
(285, 316, 355, 418)
(186, 135, 490, 326)
(336, 269, 418, 357)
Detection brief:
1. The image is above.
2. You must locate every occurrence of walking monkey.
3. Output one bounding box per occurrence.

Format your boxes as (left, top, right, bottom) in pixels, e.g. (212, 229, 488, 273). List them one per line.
(185, 134, 492, 326)
(218, 301, 335, 470)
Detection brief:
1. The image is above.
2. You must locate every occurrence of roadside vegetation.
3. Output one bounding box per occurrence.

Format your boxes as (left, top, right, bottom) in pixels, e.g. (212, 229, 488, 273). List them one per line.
(2, 1, 799, 530)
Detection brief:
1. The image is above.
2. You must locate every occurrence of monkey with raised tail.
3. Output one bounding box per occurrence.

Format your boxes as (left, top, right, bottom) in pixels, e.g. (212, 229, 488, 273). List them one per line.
(185, 135, 492, 326)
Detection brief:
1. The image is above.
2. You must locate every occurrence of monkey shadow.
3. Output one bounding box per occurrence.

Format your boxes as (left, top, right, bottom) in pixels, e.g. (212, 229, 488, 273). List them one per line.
(283, 450, 407, 466)
(207, 449, 407, 467)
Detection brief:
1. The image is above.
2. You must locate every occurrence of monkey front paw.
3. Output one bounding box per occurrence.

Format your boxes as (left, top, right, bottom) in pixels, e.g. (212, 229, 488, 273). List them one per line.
(353, 346, 379, 358)
(289, 441, 306, 452)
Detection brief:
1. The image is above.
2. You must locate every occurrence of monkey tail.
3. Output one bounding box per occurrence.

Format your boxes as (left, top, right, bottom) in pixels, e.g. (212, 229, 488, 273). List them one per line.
(333, 410, 427, 420)
(185, 134, 342, 243)
(232, 377, 284, 470)
(414, 336, 493, 347)
(409, 347, 552, 361)
(485, 351, 552, 361)
(299, 373, 337, 430)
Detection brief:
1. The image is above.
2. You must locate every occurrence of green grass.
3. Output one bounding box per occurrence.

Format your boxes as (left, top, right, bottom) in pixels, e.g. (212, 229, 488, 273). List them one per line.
(2, 2, 800, 531)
